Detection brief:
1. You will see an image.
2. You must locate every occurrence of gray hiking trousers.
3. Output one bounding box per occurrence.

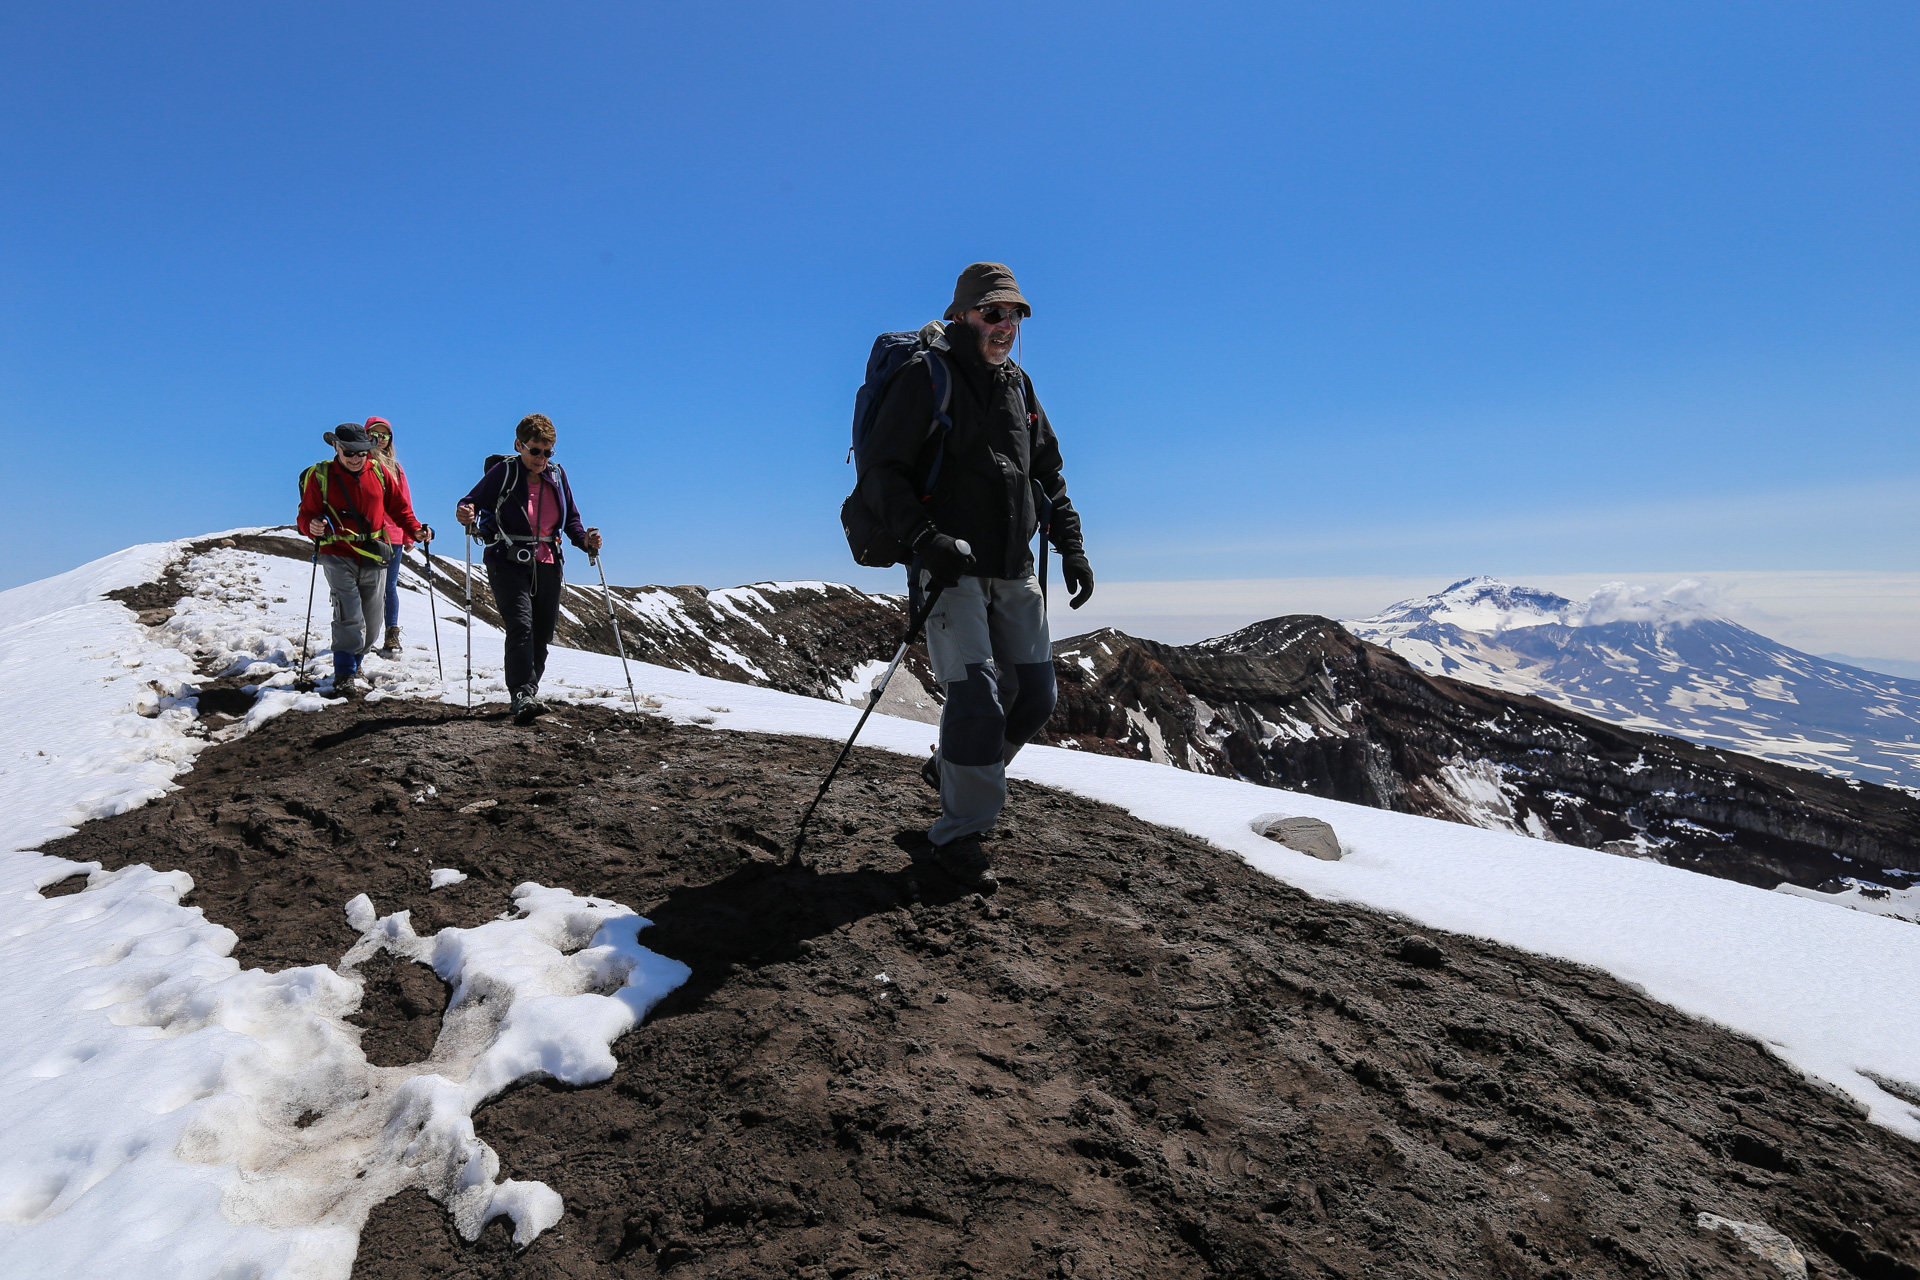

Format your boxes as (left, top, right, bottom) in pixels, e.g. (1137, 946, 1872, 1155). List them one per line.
(321, 554, 387, 658)
(923, 572, 1058, 846)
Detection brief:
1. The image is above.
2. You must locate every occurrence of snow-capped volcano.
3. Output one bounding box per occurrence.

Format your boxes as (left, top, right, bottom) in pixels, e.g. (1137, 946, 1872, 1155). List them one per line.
(1348, 576, 1920, 789)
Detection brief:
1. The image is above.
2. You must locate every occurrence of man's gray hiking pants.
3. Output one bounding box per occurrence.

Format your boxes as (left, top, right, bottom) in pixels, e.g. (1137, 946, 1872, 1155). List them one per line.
(321, 555, 387, 658)
(924, 572, 1057, 847)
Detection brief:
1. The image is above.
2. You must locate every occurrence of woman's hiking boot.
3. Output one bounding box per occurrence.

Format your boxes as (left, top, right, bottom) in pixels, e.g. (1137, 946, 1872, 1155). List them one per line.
(512, 690, 546, 726)
(378, 626, 402, 657)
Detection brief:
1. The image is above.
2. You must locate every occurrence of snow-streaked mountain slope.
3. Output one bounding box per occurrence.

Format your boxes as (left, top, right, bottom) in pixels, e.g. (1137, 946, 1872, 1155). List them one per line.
(1349, 576, 1920, 789)
(5, 535, 1920, 1276)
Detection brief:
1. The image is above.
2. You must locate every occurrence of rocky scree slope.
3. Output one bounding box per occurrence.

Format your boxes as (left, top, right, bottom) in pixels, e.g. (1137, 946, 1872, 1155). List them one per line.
(1043, 617, 1920, 895)
(196, 530, 939, 711)
(43, 699, 1920, 1280)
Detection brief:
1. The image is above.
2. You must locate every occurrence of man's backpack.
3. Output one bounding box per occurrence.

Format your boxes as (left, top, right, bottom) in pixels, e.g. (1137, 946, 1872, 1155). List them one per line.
(839, 322, 954, 568)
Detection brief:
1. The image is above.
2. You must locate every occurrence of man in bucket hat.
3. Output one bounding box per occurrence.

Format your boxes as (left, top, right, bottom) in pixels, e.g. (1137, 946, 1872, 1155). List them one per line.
(858, 262, 1094, 892)
(297, 423, 433, 693)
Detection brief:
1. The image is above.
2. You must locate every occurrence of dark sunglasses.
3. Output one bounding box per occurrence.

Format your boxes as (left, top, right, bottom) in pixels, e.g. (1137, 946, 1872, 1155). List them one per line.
(976, 304, 1024, 326)
(522, 445, 553, 458)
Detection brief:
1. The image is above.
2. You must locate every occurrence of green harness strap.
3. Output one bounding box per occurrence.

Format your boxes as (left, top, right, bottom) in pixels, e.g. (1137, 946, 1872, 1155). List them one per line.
(301, 458, 394, 562)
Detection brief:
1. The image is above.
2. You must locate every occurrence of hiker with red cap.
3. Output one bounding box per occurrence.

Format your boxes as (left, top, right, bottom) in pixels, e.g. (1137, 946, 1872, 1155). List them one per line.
(364, 416, 416, 657)
(857, 262, 1093, 892)
(297, 423, 433, 694)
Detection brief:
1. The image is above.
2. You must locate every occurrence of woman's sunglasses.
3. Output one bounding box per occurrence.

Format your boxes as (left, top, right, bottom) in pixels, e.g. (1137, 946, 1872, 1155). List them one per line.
(976, 304, 1024, 326)
(523, 446, 553, 458)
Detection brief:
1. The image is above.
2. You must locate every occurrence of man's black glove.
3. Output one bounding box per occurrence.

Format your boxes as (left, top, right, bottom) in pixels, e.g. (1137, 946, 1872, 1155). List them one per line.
(1062, 552, 1095, 609)
(915, 530, 976, 588)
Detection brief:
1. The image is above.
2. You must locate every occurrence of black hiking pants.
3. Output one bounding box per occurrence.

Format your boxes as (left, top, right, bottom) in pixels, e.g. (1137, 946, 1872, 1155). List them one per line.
(486, 559, 563, 698)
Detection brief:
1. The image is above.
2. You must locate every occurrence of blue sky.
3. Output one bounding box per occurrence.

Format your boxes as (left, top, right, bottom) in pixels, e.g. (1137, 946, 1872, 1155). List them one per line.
(4, 3, 1915, 617)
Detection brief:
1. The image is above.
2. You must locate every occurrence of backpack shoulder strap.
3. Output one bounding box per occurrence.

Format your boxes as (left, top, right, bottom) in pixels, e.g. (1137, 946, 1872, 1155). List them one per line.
(493, 458, 521, 532)
(925, 351, 953, 427)
(919, 352, 957, 498)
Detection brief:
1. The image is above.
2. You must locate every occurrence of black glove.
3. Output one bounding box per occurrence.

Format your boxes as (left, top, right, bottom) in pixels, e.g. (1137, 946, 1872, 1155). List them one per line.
(1062, 552, 1095, 609)
(915, 530, 976, 588)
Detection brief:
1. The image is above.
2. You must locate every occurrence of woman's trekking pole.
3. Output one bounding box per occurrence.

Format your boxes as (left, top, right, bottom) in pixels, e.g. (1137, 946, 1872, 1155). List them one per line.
(296, 533, 321, 691)
(463, 531, 474, 711)
(588, 536, 642, 716)
(790, 548, 964, 867)
(420, 542, 444, 681)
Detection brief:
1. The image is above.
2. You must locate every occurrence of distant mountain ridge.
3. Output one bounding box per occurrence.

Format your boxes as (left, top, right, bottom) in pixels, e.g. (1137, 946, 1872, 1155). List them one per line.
(1346, 576, 1920, 790)
(1041, 617, 1920, 893)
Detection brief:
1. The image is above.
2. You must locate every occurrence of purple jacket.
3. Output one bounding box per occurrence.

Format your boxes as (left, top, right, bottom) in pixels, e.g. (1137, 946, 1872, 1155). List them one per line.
(462, 458, 591, 572)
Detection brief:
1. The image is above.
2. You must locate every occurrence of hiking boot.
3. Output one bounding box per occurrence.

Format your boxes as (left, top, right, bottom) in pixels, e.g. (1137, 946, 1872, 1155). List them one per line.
(378, 626, 402, 657)
(513, 693, 546, 726)
(928, 836, 997, 894)
(919, 748, 941, 793)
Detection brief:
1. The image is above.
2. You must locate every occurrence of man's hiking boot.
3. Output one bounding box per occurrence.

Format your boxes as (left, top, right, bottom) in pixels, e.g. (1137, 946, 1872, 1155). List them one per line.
(927, 836, 997, 894)
(919, 748, 941, 793)
(378, 626, 402, 657)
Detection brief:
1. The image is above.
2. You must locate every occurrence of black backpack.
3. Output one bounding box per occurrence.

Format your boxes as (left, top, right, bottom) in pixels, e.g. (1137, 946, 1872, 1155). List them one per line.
(839, 324, 954, 568)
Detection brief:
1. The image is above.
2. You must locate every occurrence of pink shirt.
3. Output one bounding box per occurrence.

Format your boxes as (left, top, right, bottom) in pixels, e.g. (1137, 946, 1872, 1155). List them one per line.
(527, 475, 560, 564)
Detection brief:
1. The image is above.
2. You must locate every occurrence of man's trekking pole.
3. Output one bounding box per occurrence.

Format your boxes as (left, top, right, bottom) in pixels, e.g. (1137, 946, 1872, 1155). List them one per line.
(296, 530, 322, 691)
(463, 530, 474, 711)
(789, 543, 967, 867)
(420, 541, 444, 681)
(588, 535, 641, 716)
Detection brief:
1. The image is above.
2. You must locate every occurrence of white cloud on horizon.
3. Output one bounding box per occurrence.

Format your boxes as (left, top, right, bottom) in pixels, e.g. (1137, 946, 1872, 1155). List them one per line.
(1570, 578, 1728, 626)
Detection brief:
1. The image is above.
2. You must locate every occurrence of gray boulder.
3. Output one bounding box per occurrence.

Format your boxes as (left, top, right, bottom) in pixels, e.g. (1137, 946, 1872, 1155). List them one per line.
(1252, 815, 1343, 861)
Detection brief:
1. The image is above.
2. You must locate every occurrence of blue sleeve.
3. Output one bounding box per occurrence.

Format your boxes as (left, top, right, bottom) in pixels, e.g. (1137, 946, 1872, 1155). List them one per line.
(463, 464, 508, 540)
(558, 468, 590, 548)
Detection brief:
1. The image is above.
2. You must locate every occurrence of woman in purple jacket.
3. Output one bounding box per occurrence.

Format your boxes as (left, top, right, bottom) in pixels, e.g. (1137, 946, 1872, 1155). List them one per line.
(455, 413, 602, 724)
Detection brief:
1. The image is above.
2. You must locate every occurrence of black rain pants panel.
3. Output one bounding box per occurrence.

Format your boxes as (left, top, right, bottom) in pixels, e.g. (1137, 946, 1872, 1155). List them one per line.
(487, 559, 563, 698)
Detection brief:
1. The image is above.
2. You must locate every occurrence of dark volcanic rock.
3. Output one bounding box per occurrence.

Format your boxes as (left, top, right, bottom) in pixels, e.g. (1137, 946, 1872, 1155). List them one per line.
(40, 699, 1920, 1279)
(1047, 619, 1920, 892)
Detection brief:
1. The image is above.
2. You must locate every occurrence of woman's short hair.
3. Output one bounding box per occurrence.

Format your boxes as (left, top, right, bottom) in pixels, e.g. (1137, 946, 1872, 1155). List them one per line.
(516, 413, 557, 446)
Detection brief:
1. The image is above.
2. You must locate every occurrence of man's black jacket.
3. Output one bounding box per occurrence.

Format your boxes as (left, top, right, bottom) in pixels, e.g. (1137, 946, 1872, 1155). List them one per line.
(858, 318, 1085, 580)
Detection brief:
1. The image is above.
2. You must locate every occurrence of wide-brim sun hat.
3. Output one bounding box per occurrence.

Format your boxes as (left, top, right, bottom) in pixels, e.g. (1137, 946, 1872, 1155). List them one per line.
(324, 422, 376, 454)
(945, 262, 1031, 321)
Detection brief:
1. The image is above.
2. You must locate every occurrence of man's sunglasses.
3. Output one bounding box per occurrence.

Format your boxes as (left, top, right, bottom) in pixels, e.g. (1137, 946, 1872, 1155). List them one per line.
(522, 446, 553, 458)
(976, 304, 1024, 326)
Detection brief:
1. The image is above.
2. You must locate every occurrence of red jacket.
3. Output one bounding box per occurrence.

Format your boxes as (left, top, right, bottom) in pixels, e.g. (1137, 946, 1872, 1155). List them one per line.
(297, 458, 425, 561)
(384, 460, 417, 546)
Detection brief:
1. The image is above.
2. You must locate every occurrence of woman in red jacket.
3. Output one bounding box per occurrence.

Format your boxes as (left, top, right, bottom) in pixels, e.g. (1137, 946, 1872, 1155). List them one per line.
(366, 416, 415, 656)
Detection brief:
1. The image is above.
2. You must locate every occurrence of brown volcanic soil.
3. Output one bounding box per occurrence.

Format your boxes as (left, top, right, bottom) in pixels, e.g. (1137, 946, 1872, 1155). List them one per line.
(41, 700, 1920, 1280)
